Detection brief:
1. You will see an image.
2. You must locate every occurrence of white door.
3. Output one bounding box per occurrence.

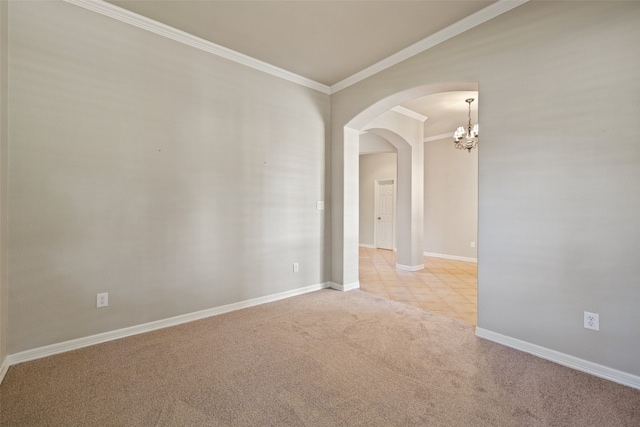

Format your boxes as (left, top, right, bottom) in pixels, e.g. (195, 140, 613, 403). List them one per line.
(375, 180, 395, 250)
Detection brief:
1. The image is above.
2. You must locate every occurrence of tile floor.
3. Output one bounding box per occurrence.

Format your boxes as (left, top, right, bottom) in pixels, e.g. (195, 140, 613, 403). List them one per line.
(358, 247, 477, 326)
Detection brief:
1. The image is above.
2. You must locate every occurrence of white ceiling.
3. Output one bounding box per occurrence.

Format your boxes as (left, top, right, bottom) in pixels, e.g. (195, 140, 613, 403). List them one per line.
(106, 0, 495, 87)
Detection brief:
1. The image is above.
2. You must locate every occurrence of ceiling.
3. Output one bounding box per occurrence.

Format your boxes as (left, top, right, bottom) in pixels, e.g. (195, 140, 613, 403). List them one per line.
(106, 0, 495, 87)
(403, 91, 479, 138)
(103, 1, 486, 138)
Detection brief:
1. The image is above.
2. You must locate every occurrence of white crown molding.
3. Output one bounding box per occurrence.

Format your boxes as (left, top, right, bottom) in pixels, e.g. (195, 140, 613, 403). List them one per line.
(63, 0, 528, 96)
(391, 106, 428, 122)
(330, 0, 530, 94)
(4, 282, 331, 371)
(424, 133, 454, 143)
(63, 0, 331, 94)
(475, 328, 640, 390)
(424, 252, 477, 263)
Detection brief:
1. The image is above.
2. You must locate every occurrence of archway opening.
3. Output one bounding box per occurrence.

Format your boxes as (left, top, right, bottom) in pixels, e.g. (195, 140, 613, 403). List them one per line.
(347, 83, 479, 325)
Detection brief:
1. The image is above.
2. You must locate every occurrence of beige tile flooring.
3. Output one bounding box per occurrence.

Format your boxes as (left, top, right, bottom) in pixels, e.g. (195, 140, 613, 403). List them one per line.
(359, 247, 477, 326)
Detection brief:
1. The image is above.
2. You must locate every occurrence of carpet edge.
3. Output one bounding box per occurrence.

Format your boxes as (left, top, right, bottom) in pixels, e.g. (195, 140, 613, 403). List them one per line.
(2, 282, 332, 379)
(475, 327, 640, 390)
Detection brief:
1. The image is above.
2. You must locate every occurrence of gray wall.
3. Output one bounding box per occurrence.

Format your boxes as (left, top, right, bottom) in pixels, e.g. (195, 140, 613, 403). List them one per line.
(5, 0, 640, 381)
(359, 143, 478, 261)
(331, 1, 640, 376)
(8, 1, 330, 353)
(0, 0, 8, 368)
(424, 138, 477, 259)
(359, 153, 396, 247)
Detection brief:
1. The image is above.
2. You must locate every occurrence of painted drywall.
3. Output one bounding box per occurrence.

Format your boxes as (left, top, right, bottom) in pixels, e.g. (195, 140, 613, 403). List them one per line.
(360, 140, 478, 260)
(331, 1, 640, 376)
(359, 153, 396, 247)
(424, 138, 477, 259)
(359, 131, 395, 155)
(0, 0, 8, 370)
(8, 1, 330, 353)
(364, 110, 425, 268)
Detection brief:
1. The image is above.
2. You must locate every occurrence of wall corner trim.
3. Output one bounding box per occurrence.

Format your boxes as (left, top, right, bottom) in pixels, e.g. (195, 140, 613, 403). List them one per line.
(63, 0, 330, 94)
(0, 355, 8, 385)
(329, 281, 360, 292)
(4, 283, 331, 370)
(423, 252, 477, 263)
(396, 263, 425, 272)
(475, 327, 640, 391)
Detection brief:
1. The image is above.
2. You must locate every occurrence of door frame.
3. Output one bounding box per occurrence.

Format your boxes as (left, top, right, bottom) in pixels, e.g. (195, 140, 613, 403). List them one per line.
(374, 178, 395, 250)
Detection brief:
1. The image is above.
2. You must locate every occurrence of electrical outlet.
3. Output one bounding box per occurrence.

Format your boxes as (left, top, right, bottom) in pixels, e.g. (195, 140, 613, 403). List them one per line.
(584, 311, 599, 331)
(97, 292, 108, 308)
(470, 241, 476, 248)
(293, 262, 299, 273)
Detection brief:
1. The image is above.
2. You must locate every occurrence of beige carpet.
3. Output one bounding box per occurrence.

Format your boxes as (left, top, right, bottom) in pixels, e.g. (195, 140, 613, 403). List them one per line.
(1, 289, 639, 426)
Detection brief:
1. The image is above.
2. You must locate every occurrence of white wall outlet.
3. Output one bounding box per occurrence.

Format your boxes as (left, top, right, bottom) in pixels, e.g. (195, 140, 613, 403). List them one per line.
(584, 311, 599, 331)
(470, 241, 476, 248)
(97, 292, 108, 308)
(293, 262, 299, 273)
(316, 201, 324, 210)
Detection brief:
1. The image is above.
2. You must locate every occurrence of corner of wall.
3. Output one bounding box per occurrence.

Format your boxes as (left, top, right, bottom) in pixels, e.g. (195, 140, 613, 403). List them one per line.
(0, 0, 9, 377)
(0, 355, 8, 384)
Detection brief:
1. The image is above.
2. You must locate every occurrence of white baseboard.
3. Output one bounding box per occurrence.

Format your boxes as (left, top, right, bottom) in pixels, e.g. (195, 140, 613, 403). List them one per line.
(359, 244, 376, 249)
(329, 281, 360, 292)
(423, 252, 477, 263)
(475, 327, 640, 390)
(0, 355, 8, 384)
(396, 263, 424, 272)
(4, 282, 331, 374)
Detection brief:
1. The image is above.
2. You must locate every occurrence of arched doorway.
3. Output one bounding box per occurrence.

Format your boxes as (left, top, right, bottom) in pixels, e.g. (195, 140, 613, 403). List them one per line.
(340, 83, 479, 324)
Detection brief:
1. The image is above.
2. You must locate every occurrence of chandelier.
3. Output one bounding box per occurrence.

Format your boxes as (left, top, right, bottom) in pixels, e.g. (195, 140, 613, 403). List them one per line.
(453, 98, 479, 152)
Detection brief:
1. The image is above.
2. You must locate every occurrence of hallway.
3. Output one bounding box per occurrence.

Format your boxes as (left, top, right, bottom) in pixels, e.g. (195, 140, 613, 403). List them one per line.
(359, 247, 477, 326)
